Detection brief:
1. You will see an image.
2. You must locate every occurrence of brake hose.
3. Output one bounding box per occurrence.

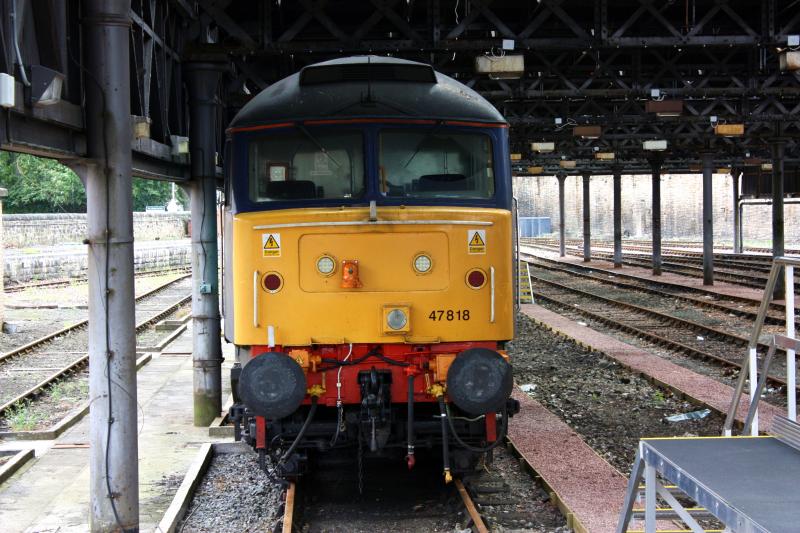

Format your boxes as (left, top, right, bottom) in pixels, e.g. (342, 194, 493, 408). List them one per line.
(438, 396, 508, 453)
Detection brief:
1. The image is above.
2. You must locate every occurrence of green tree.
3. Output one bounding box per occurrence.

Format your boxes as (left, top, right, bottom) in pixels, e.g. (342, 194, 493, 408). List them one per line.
(0, 153, 189, 213)
(0, 152, 85, 213)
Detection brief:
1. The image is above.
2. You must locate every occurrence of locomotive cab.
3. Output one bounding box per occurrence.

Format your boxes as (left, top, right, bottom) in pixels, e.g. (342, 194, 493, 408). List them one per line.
(223, 56, 519, 481)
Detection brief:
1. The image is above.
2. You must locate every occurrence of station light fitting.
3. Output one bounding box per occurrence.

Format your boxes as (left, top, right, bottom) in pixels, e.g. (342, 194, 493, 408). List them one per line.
(554, 117, 563, 125)
(527, 166, 544, 175)
(650, 88, 661, 98)
(171, 135, 190, 155)
(645, 99, 683, 117)
(559, 160, 577, 169)
(744, 158, 762, 167)
(714, 124, 744, 137)
(474, 54, 524, 80)
(761, 162, 774, 171)
(531, 142, 555, 153)
(510, 153, 522, 161)
(594, 152, 615, 160)
(788, 35, 800, 47)
(643, 139, 668, 151)
(0, 73, 14, 108)
(717, 167, 732, 175)
(689, 163, 702, 172)
(573, 125, 602, 139)
(780, 51, 800, 72)
(29, 65, 64, 107)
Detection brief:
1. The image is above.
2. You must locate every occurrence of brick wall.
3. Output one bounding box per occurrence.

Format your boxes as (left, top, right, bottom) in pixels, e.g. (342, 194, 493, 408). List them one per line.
(2, 212, 190, 248)
(514, 174, 800, 247)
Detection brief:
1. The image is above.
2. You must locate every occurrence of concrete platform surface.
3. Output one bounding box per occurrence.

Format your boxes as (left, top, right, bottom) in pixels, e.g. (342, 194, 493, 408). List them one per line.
(521, 304, 783, 433)
(0, 325, 233, 532)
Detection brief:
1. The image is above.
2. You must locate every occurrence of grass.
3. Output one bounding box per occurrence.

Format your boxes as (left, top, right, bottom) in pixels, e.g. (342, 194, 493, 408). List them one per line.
(652, 389, 667, 404)
(3, 378, 89, 432)
(4, 401, 48, 432)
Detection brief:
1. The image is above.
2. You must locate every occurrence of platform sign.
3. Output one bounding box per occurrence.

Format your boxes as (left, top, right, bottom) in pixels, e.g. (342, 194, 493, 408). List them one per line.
(262, 233, 281, 257)
(467, 229, 486, 254)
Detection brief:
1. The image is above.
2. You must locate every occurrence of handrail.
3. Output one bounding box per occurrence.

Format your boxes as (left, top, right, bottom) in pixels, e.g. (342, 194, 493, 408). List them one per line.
(513, 196, 521, 311)
(253, 270, 260, 328)
(724, 256, 800, 435)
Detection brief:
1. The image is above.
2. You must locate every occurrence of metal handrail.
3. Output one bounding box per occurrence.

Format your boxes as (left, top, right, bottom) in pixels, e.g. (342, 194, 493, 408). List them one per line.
(723, 256, 800, 435)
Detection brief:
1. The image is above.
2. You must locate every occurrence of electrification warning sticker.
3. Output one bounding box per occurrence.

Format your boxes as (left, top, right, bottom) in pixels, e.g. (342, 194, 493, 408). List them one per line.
(467, 229, 486, 255)
(262, 233, 281, 257)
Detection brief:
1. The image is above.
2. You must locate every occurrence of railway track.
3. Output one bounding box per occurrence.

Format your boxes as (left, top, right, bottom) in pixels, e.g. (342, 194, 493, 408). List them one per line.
(525, 241, 784, 289)
(0, 274, 191, 416)
(3, 267, 191, 293)
(522, 237, 800, 257)
(278, 448, 558, 532)
(521, 260, 797, 392)
(521, 251, 796, 327)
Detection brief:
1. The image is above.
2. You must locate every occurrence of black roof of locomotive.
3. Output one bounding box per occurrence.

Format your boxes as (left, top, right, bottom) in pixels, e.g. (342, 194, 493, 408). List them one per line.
(228, 56, 506, 129)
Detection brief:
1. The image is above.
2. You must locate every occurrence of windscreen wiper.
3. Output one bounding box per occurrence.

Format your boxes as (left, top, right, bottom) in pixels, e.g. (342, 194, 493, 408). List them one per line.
(297, 123, 342, 169)
(402, 121, 444, 169)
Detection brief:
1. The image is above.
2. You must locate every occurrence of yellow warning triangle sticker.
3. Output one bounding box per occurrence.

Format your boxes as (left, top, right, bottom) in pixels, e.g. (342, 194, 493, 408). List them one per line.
(469, 232, 485, 246)
(264, 235, 279, 249)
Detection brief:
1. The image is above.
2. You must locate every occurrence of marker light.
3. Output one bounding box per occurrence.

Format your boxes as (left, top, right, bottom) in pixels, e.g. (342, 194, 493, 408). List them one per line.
(466, 268, 487, 289)
(413, 254, 433, 274)
(317, 255, 336, 276)
(262, 272, 283, 293)
(387, 309, 408, 330)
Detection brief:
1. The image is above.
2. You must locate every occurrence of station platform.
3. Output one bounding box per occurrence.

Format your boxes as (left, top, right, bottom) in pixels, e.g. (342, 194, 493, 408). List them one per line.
(0, 325, 233, 532)
(618, 417, 800, 532)
(521, 303, 783, 433)
(509, 388, 628, 533)
(521, 246, 769, 304)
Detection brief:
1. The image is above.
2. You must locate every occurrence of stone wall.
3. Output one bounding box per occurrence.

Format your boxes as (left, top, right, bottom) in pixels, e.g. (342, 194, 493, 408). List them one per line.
(2, 212, 190, 248)
(4, 240, 191, 285)
(514, 174, 800, 247)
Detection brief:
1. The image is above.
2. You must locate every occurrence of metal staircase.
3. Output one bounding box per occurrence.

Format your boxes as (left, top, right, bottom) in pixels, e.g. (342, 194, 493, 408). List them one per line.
(618, 256, 800, 533)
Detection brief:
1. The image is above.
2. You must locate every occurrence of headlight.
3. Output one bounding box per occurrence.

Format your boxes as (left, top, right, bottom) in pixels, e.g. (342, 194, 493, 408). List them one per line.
(316, 255, 336, 276)
(413, 253, 433, 274)
(387, 308, 408, 330)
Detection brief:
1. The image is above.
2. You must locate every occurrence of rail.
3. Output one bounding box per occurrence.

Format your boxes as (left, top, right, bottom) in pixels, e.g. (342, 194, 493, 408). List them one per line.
(723, 256, 799, 436)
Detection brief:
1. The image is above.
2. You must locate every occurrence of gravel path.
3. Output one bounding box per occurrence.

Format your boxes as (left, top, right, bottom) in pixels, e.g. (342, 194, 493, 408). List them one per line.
(178, 451, 283, 533)
(509, 315, 725, 475)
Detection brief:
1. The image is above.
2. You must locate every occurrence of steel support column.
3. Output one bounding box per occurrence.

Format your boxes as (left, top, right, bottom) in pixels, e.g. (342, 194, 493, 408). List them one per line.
(557, 173, 566, 257)
(732, 169, 742, 254)
(82, 1, 138, 531)
(772, 139, 787, 297)
(649, 157, 663, 275)
(582, 173, 591, 262)
(702, 153, 714, 285)
(613, 167, 622, 268)
(185, 62, 225, 426)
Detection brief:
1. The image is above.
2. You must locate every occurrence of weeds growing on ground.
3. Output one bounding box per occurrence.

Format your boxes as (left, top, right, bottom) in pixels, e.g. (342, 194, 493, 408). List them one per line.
(3, 378, 89, 432)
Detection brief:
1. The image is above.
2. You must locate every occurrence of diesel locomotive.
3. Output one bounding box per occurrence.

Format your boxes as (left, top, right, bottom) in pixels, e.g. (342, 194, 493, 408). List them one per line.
(223, 56, 518, 482)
